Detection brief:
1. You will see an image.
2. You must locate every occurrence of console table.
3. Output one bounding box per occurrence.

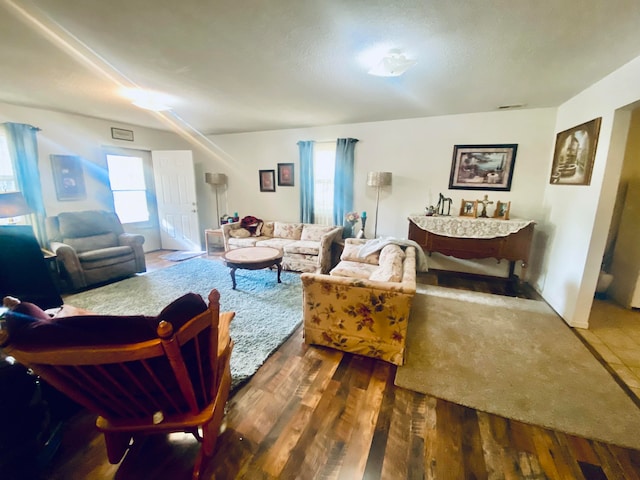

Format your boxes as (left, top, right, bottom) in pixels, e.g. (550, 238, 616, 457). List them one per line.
(407, 215, 535, 280)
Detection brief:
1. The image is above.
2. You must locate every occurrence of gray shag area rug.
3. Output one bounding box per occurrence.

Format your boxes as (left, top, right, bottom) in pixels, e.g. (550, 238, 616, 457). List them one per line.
(395, 284, 640, 450)
(64, 258, 302, 390)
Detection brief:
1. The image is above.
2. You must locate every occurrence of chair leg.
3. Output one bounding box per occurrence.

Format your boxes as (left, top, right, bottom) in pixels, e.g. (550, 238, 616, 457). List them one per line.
(103, 432, 132, 464)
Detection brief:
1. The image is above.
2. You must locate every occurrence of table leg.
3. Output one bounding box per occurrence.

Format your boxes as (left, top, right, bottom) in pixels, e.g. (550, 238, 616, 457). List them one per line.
(277, 263, 282, 283)
(230, 268, 237, 290)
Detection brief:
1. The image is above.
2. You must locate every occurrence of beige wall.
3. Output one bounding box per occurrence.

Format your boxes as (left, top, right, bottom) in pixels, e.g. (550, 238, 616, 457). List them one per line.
(540, 55, 640, 327)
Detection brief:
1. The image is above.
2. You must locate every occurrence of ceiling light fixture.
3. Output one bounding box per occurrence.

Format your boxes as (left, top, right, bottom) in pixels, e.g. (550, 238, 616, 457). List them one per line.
(368, 49, 417, 77)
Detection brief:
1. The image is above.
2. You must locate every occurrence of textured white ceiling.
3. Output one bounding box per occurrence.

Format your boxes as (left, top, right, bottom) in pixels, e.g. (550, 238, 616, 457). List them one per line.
(2, 0, 640, 135)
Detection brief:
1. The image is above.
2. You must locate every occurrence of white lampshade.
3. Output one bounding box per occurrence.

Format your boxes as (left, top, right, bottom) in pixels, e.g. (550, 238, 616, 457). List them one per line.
(367, 172, 392, 187)
(0, 192, 31, 219)
(205, 173, 227, 186)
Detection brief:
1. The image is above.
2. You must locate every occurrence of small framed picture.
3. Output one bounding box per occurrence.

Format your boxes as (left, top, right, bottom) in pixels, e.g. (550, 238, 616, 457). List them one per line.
(111, 127, 134, 141)
(259, 169, 276, 192)
(277, 163, 294, 186)
(493, 201, 511, 220)
(459, 199, 478, 217)
(50, 154, 86, 201)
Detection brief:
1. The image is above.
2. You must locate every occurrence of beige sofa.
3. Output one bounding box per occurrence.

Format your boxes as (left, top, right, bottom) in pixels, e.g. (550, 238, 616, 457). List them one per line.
(221, 221, 342, 274)
(300, 239, 417, 365)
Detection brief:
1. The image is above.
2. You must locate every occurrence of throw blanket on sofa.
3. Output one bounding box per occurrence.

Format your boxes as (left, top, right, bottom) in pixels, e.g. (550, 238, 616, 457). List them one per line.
(358, 237, 429, 272)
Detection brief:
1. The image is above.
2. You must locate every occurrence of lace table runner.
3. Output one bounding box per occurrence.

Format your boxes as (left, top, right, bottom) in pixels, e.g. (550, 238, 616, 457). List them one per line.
(408, 215, 534, 239)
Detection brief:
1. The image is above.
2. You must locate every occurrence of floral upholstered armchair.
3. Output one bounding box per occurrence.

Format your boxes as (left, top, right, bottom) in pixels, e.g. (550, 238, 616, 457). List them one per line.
(300, 241, 417, 365)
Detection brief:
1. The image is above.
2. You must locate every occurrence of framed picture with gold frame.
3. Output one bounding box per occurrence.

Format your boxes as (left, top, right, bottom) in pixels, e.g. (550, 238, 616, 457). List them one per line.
(459, 199, 478, 217)
(493, 200, 511, 220)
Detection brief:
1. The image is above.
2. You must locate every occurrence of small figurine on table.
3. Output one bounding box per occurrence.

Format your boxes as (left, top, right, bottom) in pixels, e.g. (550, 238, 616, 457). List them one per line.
(477, 194, 494, 218)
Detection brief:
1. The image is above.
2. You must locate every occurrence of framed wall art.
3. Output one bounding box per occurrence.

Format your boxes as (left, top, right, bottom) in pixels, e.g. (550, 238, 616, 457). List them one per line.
(277, 163, 294, 186)
(50, 154, 86, 201)
(259, 169, 276, 192)
(449, 144, 518, 191)
(493, 200, 511, 220)
(459, 199, 478, 217)
(111, 127, 134, 141)
(549, 117, 601, 186)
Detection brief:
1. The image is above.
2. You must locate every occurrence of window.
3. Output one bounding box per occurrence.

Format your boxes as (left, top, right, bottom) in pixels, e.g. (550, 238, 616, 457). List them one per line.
(0, 131, 16, 193)
(106, 154, 150, 224)
(313, 142, 336, 225)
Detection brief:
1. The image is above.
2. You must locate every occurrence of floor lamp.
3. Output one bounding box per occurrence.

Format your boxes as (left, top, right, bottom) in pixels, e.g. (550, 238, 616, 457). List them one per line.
(367, 172, 392, 238)
(205, 173, 227, 228)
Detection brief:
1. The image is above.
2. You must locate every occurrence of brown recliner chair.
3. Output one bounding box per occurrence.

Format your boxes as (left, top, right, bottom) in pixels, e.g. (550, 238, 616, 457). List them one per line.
(45, 210, 146, 291)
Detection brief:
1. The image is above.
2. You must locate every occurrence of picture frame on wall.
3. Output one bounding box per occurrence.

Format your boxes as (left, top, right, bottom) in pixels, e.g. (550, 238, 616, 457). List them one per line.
(459, 199, 478, 217)
(277, 163, 294, 186)
(50, 155, 86, 201)
(549, 117, 601, 186)
(493, 200, 511, 220)
(259, 169, 276, 192)
(449, 144, 518, 191)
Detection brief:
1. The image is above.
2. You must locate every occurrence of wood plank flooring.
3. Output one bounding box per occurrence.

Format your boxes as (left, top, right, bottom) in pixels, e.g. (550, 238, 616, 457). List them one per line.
(41, 252, 640, 480)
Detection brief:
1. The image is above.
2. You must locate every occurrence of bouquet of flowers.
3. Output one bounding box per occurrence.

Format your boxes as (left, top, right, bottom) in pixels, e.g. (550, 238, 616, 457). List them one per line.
(344, 211, 360, 224)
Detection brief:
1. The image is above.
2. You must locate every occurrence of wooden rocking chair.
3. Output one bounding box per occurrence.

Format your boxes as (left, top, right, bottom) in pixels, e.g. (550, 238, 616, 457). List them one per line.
(0, 289, 234, 479)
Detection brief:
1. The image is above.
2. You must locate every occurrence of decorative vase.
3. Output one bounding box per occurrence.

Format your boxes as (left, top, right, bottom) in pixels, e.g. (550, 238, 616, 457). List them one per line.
(356, 216, 367, 239)
(342, 221, 355, 239)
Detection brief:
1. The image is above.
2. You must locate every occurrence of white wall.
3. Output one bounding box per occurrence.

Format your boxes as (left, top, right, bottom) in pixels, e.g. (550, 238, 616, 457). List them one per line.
(0, 102, 204, 251)
(208, 108, 557, 283)
(540, 55, 640, 327)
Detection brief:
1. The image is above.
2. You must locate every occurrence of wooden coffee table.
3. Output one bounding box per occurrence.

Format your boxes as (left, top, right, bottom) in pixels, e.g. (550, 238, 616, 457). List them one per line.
(222, 246, 283, 290)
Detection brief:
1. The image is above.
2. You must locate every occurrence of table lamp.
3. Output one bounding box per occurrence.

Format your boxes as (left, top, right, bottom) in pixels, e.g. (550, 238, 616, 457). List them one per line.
(367, 172, 392, 238)
(0, 191, 32, 224)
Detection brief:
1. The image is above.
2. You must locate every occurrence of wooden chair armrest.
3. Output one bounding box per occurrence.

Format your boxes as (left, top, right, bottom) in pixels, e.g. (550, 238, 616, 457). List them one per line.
(218, 311, 234, 357)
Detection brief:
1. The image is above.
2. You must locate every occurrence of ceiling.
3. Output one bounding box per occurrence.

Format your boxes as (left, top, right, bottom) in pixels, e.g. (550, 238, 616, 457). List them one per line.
(2, 0, 640, 135)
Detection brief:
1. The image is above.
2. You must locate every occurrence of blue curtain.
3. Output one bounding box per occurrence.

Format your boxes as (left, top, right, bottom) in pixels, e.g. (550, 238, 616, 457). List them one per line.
(4, 122, 47, 245)
(298, 140, 315, 223)
(333, 138, 358, 225)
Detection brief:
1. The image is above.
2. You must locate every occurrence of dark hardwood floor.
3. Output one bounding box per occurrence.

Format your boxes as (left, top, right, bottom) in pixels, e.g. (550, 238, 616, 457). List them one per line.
(37, 253, 640, 479)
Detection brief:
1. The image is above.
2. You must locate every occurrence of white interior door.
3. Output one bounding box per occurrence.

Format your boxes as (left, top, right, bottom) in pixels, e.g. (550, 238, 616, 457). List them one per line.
(152, 150, 201, 251)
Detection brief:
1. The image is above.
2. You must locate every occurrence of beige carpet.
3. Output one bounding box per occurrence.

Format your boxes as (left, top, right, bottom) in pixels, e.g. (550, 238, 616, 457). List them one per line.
(395, 285, 640, 450)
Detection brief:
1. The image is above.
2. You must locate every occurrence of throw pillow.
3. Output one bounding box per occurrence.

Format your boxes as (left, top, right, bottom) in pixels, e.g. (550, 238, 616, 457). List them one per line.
(254, 222, 264, 237)
(378, 244, 405, 265)
(369, 253, 403, 283)
(300, 224, 334, 242)
(340, 242, 380, 265)
(274, 222, 303, 240)
(261, 222, 275, 237)
(229, 228, 251, 238)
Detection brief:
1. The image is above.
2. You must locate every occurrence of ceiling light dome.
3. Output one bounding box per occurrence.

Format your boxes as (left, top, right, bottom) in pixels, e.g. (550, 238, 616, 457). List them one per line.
(368, 49, 417, 77)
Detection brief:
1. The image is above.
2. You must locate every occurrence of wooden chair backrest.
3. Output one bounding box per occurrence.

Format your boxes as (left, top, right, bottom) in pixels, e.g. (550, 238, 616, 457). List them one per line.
(3, 290, 227, 422)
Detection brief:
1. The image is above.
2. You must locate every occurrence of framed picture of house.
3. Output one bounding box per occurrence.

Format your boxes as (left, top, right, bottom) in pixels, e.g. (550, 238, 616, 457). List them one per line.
(259, 169, 276, 192)
(459, 199, 478, 217)
(549, 117, 601, 186)
(449, 144, 518, 191)
(493, 200, 511, 220)
(277, 163, 294, 186)
(50, 155, 86, 201)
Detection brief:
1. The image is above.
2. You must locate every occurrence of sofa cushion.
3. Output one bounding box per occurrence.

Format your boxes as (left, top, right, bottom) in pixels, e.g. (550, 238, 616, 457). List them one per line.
(255, 238, 296, 250)
(284, 240, 320, 256)
(378, 244, 405, 265)
(261, 222, 275, 237)
(340, 242, 380, 265)
(63, 232, 119, 253)
(228, 237, 261, 248)
(329, 261, 377, 280)
(273, 222, 303, 240)
(300, 224, 334, 242)
(58, 211, 116, 238)
(370, 245, 404, 282)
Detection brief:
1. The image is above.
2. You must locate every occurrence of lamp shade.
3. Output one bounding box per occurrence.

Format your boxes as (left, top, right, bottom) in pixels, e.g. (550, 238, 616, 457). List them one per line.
(0, 192, 31, 219)
(367, 172, 392, 187)
(205, 173, 227, 186)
